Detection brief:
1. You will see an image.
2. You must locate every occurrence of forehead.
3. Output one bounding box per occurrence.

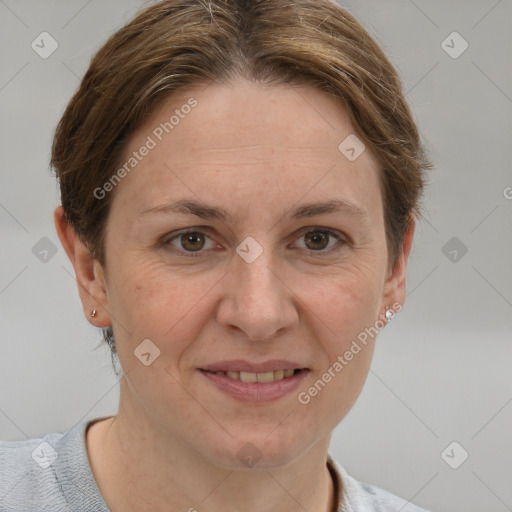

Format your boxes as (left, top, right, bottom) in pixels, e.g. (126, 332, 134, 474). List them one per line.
(111, 79, 383, 222)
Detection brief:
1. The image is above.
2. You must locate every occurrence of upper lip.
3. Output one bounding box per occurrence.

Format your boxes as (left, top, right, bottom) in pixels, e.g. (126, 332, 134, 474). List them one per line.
(200, 359, 308, 373)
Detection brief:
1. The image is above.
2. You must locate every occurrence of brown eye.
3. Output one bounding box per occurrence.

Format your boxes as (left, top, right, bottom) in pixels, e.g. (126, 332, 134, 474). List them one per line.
(295, 229, 343, 253)
(164, 229, 218, 257)
(180, 231, 206, 251)
(304, 231, 331, 251)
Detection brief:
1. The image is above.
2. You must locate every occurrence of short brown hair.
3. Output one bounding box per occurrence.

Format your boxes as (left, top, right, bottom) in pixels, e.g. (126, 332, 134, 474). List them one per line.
(51, 0, 431, 358)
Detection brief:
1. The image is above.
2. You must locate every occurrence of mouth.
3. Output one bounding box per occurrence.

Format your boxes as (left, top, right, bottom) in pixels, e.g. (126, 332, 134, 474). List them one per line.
(200, 368, 306, 383)
(198, 361, 310, 402)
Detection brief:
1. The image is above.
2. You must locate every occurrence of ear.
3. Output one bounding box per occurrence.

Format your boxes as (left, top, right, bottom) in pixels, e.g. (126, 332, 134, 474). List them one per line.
(380, 216, 415, 317)
(54, 206, 112, 327)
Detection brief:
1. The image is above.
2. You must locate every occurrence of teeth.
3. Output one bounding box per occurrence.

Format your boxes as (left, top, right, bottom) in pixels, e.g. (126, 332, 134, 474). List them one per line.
(240, 371, 258, 383)
(211, 369, 300, 382)
(257, 371, 274, 383)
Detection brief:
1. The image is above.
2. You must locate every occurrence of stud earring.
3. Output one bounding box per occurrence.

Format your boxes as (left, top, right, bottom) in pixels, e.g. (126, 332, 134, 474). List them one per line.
(385, 308, 394, 321)
(90, 309, 97, 318)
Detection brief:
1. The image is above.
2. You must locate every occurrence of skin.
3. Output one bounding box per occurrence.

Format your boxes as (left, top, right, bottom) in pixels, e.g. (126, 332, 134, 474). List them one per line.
(55, 78, 414, 512)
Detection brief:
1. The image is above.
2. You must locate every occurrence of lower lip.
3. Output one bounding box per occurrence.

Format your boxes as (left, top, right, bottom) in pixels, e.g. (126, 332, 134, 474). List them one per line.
(199, 369, 310, 403)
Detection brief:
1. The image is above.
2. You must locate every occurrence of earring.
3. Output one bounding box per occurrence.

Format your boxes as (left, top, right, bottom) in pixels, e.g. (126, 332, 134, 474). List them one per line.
(90, 309, 97, 318)
(385, 308, 394, 321)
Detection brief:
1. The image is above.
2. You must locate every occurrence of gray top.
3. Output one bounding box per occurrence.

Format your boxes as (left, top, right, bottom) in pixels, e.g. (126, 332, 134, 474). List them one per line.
(0, 419, 429, 511)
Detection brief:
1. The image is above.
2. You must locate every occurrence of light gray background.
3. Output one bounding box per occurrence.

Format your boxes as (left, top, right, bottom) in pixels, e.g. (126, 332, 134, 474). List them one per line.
(1, 1, 511, 511)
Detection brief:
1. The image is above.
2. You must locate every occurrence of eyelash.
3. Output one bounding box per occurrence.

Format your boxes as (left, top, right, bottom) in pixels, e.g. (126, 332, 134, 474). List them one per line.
(161, 227, 346, 258)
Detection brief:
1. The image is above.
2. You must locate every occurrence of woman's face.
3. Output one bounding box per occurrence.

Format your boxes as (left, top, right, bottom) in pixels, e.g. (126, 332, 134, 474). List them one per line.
(94, 79, 408, 468)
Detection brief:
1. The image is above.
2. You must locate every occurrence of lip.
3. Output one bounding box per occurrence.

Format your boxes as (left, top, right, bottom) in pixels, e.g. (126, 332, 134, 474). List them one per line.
(200, 359, 307, 374)
(199, 367, 310, 403)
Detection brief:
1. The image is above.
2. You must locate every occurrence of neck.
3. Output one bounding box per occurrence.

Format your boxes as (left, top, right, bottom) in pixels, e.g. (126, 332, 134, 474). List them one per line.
(87, 403, 336, 512)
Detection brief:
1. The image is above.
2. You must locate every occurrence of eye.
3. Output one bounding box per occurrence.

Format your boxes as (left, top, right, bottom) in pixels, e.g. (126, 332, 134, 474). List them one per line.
(164, 230, 217, 255)
(162, 227, 345, 257)
(294, 229, 343, 253)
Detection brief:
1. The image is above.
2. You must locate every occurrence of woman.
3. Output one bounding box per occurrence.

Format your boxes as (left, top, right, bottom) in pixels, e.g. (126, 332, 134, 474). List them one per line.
(0, 0, 432, 510)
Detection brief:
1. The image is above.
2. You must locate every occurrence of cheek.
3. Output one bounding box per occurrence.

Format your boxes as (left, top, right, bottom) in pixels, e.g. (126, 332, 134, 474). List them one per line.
(305, 259, 384, 341)
(297, 261, 383, 401)
(297, 276, 379, 430)
(337, 273, 382, 334)
(110, 259, 190, 323)
(106, 258, 220, 364)
(317, 277, 380, 383)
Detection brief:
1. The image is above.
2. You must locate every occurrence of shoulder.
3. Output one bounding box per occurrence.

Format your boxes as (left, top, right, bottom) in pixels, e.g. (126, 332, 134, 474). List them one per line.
(355, 481, 430, 512)
(327, 453, 431, 512)
(0, 429, 67, 511)
(0, 420, 109, 512)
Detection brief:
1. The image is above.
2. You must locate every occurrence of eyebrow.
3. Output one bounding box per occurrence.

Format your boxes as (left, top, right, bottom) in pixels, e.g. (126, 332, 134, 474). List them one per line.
(137, 198, 368, 223)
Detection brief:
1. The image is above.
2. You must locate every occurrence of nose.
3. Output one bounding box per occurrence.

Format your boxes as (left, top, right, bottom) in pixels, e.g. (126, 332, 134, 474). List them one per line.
(216, 247, 299, 341)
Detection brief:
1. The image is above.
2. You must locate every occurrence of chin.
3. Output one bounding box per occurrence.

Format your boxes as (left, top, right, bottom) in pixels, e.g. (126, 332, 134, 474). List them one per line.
(202, 428, 315, 471)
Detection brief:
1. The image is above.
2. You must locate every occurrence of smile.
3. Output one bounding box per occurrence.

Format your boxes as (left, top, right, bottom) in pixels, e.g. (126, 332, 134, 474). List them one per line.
(203, 369, 301, 383)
